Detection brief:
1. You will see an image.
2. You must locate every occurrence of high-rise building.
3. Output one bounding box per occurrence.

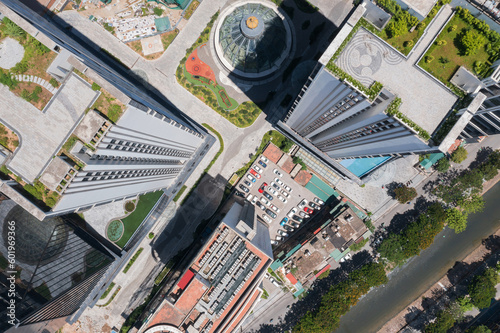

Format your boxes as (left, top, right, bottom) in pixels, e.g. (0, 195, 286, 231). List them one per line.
(0, 199, 116, 332)
(0, 0, 214, 218)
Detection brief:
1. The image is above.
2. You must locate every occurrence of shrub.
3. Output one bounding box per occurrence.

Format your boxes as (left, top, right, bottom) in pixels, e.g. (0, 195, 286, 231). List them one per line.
(436, 39, 447, 46)
(148, 232, 154, 239)
(386, 19, 408, 38)
(153, 7, 163, 16)
(451, 146, 468, 163)
(417, 22, 426, 30)
(125, 201, 135, 212)
(403, 40, 414, 48)
(91, 82, 101, 91)
(460, 30, 486, 56)
(449, 24, 457, 32)
(49, 78, 58, 87)
(12, 61, 28, 74)
(425, 55, 435, 63)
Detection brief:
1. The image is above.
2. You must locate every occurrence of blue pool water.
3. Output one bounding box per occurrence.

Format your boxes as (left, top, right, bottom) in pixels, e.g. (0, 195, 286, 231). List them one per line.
(340, 156, 392, 177)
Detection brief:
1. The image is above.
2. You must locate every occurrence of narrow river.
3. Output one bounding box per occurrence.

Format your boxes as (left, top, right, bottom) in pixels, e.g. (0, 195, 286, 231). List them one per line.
(335, 182, 500, 333)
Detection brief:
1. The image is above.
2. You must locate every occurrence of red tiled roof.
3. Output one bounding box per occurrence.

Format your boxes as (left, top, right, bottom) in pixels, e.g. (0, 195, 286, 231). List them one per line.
(178, 269, 195, 290)
(286, 273, 298, 285)
(315, 265, 331, 278)
(262, 143, 283, 164)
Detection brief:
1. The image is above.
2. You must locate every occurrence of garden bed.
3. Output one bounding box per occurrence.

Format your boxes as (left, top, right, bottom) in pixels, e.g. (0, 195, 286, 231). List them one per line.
(183, 0, 200, 20)
(0, 122, 19, 152)
(126, 29, 179, 60)
(11, 82, 52, 110)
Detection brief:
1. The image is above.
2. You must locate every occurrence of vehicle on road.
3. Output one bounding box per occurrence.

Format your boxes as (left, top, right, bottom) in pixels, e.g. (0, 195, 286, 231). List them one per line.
(260, 197, 270, 206)
(273, 169, 283, 177)
(277, 229, 288, 237)
(255, 201, 266, 211)
(313, 197, 324, 205)
(249, 169, 261, 179)
(299, 211, 309, 218)
(263, 192, 273, 201)
(247, 174, 256, 182)
(244, 180, 253, 187)
(277, 195, 287, 203)
(292, 215, 304, 223)
(258, 160, 267, 168)
(304, 207, 314, 214)
(253, 165, 263, 174)
(239, 184, 249, 193)
(288, 207, 297, 217)
(265, 209, 277, 219)
(270, 204, 280, 212)
(262, 214, 271, 223)
(261, 156, 269, 163)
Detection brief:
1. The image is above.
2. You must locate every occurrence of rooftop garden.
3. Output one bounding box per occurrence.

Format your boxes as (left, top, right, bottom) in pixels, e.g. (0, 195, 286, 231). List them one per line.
(126, 29, 179, 61)
(364, 0, 451, 56)
(0, 17, 58, 110)
(176, 12, 262, 128)
(418, 7, 500, 96)
(0, 123, 19, 152)
(385, 97, 431, 140)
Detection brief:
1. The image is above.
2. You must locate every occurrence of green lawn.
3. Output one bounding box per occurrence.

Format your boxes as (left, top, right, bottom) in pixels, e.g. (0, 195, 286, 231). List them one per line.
(419, 15, 491, 86)
(115, 191, 163, 248)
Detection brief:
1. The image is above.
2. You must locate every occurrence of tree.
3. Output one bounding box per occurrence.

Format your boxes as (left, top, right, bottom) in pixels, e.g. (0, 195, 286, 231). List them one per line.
(386, 19, 408, 38)
(460, 30, 486, 56)
(467, 325, 492, 333)
(435, 157, 450, 172)
(468, 268, 497, 309)
(457, 194, 484, 214)
(457, 295, 475, 312)
(378, 233, 406, 265)
(451, 146, 468, 163)
(394, 185, 417, 203)
(424, 309, 455, 333)
(446, 208, 468, 233)
(153, 7, 164, 16)
(480, 162, 498, 180)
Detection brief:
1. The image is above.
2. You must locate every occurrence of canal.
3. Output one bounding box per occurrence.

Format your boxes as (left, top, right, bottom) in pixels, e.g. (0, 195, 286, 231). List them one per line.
(335, 181, 500, 333)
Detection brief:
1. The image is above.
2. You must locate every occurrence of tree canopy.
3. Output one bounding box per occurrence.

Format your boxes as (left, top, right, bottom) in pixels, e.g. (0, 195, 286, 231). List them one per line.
(394, 185, 417, 203)
(451, 146, 468, 163)
(435, 157, 450, 173)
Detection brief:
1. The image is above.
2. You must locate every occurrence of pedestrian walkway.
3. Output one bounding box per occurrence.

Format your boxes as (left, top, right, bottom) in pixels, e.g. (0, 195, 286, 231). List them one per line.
(13, 74, 58, 94)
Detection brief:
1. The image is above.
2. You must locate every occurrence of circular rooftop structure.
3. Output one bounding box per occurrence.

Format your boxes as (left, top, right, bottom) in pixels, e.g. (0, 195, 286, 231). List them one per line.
(214, 1, 293, 81)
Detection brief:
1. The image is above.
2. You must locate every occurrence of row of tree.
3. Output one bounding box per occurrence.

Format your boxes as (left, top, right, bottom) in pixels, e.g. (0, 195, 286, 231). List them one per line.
(424, 264, 499, 333)
(293, 262, 388, 333)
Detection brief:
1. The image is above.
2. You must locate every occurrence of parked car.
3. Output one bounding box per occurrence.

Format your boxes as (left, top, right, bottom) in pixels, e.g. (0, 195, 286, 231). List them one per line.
(243, 180, 253, 187)
(247, 174, 256, 182)
(274, 178, 284, 186)
(251, 196, 258, 204)
(309, 202, 319, 210)
(262, 214, 271, 223)
(246, 194, 254, 202)
(260, 197, 270, 206)
(304, 207, 314, 214)
(265, 209, 277, 219)
(239, 184, 249, 193)
(281, 190, 290, 198)
(235, 191, 245, 198)
(280, 217, 289, 226)
(291, 222, 301, 228)
(287, 207, 297, 217)
(267, 187, 278, 196)
(283, 225, 294, 232)
(299, 211, 310, 218)
(298, 199, 308, 208)
(270, 240, 278, 245)
(275, 235, 282, 241)
(284, 184, 292, 192)
(249, 169, 261, 179)
(263, 192, 273, 201)
(258, 160, 267, 168)
(292, 215, 304, 223)
(277, 230, 288, 237)
(273, 169, 283, 177)
(253, 165, 263, 174)
(277, 195, 287, 203)
(261, 156, 269, 163)
(313, 197, 324, 205)
(258, 182, 267, 193)
(270, 204, 280, 213)
(256, 201, 266, 211)
(271, 182, 280, 190)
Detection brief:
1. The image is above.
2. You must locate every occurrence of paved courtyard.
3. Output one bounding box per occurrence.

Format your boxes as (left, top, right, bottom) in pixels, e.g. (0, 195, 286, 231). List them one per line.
(0, 37, 24, 69)
(336, 28, 457, 134)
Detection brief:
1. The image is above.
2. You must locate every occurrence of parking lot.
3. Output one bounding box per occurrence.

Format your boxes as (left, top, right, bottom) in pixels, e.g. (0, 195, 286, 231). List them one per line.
(235, 154, 324, 247)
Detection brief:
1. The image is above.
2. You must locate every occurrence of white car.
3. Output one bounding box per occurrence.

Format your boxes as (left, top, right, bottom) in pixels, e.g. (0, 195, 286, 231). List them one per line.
(273, 169, 283, 177)
(268, 187, 278, 196)
(261, 156, 269, 163)
(260, 197, 270, 206)
(270, 204, 280, 213)
(288, 207, 297, 217)
(247, 174, 256, 182)
(275, 235, 282, 241)
(246, 194, 253, 202)
(284, 184, 292, 192)
(252, 196, 258, 204)
(270, 240, 278, 245)
(277, 229, 288, 237)
(255, 201, 266, 211)
(314, 197, 324, 205)
(281, 190, 290, 198)
(262, 214, 271, 223)
(275, 178, 284, 186)
(253, 165, 263, 174)
(278, 195, 287, 203)
(299, 199, 308, 208)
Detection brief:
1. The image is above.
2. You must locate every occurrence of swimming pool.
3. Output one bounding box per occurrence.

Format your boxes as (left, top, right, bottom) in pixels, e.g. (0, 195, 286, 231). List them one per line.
(340, 156, 392, 178)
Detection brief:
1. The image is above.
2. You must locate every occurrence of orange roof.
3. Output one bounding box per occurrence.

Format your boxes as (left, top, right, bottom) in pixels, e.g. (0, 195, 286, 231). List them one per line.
(262, 143, 283, 164)
(147, 302, 185, 328)
(286, 273, 298, 285)
(176, 276, 208, 314)
(293, 170, 312, 186)
(281, 156, 295, 174)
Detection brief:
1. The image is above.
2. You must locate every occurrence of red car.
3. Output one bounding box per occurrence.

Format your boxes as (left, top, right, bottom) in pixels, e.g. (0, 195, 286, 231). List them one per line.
(258, 182, 268, 193)
(249, 169, 261, 179)
(304, 207, 314, 214)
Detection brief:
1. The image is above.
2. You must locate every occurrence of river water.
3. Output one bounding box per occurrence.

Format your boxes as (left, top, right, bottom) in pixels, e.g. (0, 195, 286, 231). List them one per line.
(335, 182, 500, 333)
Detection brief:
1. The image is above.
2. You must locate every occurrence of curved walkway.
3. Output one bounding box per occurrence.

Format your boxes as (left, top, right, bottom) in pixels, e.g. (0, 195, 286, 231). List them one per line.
(13, 74, 59, 94)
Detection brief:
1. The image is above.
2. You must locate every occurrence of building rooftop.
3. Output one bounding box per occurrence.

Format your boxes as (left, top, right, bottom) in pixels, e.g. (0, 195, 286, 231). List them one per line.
(73, 110, 108, 144)
(334, 28, 457, 134)
(262, 143, 283, 164)
(1, 73, 98, 182)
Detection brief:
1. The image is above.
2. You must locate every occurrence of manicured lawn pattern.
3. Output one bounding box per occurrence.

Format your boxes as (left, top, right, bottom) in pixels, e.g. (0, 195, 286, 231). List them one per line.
(114, 191, 163, 248)
(419, 15, 492, 85)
